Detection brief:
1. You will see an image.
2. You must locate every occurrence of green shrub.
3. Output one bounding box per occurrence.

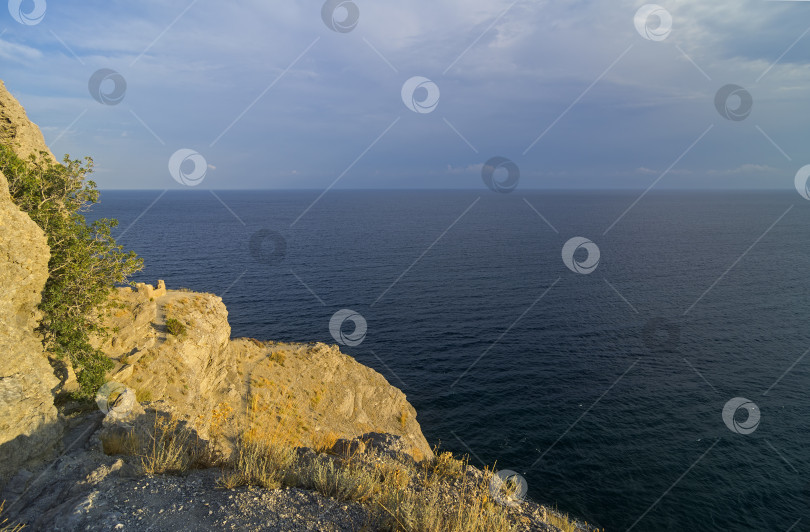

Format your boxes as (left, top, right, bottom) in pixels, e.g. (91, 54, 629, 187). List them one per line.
(0, 146, 142, 398)
(166, 318, 186, 336)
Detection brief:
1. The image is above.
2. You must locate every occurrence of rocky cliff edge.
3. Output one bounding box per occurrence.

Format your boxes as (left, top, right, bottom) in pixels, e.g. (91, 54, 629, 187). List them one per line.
(91, 284, 434, 462)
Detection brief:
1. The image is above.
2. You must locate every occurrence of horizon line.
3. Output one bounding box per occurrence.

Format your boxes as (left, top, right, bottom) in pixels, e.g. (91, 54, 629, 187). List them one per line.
(95, 187, 795, 192)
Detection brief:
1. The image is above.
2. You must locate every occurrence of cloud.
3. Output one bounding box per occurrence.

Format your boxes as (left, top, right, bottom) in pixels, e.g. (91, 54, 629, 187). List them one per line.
(634, 167, 693, 176)
(0, 38, 43, 62)
(0, 0, 805, 189)
(445, 163, 483, 175)
(707, 164, 780, 176)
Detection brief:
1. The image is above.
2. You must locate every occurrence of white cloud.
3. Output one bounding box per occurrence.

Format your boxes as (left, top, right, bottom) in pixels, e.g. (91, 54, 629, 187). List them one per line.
(445, 163, 483, 175)
(707, 164, 779, 176)
(0, 38, 42, 62)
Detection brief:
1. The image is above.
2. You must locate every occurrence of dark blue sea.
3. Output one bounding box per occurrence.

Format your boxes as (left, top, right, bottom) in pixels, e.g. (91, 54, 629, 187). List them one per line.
(88, 190, 809, 531)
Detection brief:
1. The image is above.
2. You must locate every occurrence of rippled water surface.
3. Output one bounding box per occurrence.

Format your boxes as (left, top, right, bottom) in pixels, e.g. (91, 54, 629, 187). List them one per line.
(89, 190, 809, 531)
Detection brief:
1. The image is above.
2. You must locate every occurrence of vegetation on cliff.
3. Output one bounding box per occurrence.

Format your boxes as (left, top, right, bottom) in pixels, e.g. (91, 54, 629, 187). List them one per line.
(0, 146, 142, 397)
(95, 406, 591, 531)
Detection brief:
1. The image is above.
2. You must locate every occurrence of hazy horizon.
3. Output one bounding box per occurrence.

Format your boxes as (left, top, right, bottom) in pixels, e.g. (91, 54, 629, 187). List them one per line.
(95, 186, 794, 192)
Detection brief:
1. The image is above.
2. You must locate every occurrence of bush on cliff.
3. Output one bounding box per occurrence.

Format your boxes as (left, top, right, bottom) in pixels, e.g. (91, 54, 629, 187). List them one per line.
(0, 146, 142, 398)
(165, 318, 186, 337)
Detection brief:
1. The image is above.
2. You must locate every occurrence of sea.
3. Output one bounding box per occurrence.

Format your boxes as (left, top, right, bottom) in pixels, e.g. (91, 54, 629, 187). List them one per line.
(87, 190, 809, 531)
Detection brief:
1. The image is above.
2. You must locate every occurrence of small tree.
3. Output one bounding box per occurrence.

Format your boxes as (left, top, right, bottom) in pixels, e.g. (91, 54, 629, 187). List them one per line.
(0, 146, 143, 397)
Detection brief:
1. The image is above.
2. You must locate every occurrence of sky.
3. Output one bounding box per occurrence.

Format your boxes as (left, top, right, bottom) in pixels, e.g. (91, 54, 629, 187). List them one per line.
(2, 0, 810, 190)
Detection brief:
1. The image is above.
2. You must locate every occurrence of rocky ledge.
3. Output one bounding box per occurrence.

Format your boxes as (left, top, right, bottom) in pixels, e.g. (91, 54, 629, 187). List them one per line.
(87, 283, 434, 463)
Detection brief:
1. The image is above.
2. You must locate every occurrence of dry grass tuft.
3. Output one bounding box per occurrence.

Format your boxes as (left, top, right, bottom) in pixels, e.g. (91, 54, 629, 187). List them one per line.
(140, 414, 199, 475)
(301, 455, 377, 503)
(374, 466, 516, 532)
(217, 399, 520, 532)
(268, 350, 286, 366)
(0, 501, 23, 532)
(312, 430, 340, 454)
(229, 438, 298, 490)
(309, 388, 324, 408)
(432, 451, 466, 479)
(135, 387, 153, 402)
(542, 507, 591, 532)
(100, 428, 139, 456)
(101, 390, 594, 532)
(209, 402, 233, 441)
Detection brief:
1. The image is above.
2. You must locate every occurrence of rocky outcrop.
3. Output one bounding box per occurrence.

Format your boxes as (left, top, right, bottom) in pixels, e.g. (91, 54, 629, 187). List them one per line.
(0, 82, 61, 486)
(91, 285, 434, 462)
(0, 80, 56, 163)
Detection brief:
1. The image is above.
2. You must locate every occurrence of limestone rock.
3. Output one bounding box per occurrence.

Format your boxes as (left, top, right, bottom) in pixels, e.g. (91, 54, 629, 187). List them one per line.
(133, 279, 166, 299)
(0, 82, 61, 486)
(50, 355, 80, 399)
(103, 390, 143, 425)
(0, 79, 56, 163)
(110, 364, 134, 382)
(89, 286, 157, 359)
(92, 289, 434, 462)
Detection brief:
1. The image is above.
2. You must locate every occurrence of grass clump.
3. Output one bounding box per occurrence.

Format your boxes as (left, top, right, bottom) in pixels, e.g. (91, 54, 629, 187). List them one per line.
(165, 318, 186, 336)
(214, 392, 523, 532)
(0, 501, 24, 532)
(309, 388, 324, 408)
(223, 436, 517, 531)
(93, 395, 593, 531)
(100, 412, 218, 475)
(135, 388, 153, 402)
(140, 415, 197, 475)
(100, 428, 139, 456)
(374, 469, 516, 532)
(541, 507, 594, 532)
(312, 430, 340, 454)
(432, 451, 466, 479)
(268, 350, 286, 366)
(229, 438, 299, 490)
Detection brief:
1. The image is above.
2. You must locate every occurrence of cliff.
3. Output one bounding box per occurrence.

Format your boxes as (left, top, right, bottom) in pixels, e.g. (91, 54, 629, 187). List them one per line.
(0, 81, 62, 485)
(90, 285, 434, 462)
(0, 80, 433, 488)
(0, 81, 57, 164)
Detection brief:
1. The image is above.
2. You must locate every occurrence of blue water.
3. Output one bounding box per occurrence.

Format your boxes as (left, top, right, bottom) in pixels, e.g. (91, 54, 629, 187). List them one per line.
(88, 190, 808, 531)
